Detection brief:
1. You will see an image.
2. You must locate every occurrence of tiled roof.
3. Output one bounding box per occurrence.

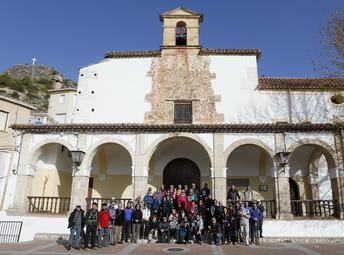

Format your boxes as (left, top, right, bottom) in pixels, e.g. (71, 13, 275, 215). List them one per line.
(199, 48, 260, 56)
(11, 122, 343, 134)
(104, 48, 261, 59)
(105, 50, 161, 59)
(258, 77, 344, 91)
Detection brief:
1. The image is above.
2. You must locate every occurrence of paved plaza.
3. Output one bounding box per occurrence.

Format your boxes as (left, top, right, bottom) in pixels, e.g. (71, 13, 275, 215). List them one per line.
(0, 240, 344, 255)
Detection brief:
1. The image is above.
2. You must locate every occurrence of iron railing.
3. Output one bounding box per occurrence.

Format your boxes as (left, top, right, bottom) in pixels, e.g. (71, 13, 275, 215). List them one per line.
(28, 196, 70, 214)
(227, 200, 276, 218)
(86, 197, 132, 209)
(0, 221, 23, 243)
(291, 200, 335, 218)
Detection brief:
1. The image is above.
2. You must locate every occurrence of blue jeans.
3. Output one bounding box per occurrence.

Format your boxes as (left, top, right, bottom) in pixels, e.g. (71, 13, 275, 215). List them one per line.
(69, 225, 81, 247)
(98, 227, 110, 247)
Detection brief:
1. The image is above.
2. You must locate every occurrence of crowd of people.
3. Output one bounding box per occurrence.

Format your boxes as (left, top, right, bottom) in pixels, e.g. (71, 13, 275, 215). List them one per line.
(66, 183, 264, 250)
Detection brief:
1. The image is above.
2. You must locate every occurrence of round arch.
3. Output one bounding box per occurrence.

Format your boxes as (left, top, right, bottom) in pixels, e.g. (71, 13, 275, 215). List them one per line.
(144, 133, 214, 168)
(223, 139, 275, 166)
(30, 138, 74, 170)
(287, 139, 337, 169)
(82, 137, 134, 175)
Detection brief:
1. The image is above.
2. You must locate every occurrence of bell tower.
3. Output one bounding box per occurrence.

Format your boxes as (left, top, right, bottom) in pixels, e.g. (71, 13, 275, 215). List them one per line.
(160, 7, 203, 48)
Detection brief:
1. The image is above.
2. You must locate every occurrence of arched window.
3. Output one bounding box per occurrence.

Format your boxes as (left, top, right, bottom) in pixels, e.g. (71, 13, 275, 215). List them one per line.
(176, 21, 187, 46)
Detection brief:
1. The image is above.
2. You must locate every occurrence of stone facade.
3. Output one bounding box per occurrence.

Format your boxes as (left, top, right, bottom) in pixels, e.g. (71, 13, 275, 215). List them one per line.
(144, 49, 223, 124)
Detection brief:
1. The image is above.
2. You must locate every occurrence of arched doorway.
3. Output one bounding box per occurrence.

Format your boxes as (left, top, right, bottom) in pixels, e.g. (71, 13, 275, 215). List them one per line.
(147, 136, 212, 191)
(163, 158, 200, 187)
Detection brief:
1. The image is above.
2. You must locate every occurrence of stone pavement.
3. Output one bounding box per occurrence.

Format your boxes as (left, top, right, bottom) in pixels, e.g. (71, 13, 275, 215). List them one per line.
(0, 240, 344, 255)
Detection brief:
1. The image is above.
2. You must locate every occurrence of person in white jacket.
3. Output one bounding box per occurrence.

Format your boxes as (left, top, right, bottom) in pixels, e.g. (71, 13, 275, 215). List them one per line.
(142, 203, 151, 239)
(239, 202, 250, 245)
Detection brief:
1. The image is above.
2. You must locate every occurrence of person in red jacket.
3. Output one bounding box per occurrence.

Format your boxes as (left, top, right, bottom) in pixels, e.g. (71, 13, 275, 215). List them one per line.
(98, 203, 110, 248)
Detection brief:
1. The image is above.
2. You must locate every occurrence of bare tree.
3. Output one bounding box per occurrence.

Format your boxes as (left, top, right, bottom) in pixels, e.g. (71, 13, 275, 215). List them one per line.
(313, 10, 344, 77)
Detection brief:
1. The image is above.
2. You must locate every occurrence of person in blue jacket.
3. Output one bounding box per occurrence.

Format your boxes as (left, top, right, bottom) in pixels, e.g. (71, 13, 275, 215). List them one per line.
(249, 201, 262, 244)
(123, 201, 133, 243)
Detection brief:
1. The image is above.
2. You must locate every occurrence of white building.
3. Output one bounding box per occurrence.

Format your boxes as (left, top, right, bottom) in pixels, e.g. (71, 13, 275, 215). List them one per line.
(1, 7, 344, 241)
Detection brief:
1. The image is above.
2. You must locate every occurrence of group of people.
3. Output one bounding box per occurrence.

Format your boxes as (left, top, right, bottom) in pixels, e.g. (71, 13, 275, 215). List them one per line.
(67, 183, 264, 250)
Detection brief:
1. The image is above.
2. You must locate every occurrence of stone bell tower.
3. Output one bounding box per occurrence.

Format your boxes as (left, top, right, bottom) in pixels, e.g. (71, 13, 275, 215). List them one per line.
(160, 7, 203, 48)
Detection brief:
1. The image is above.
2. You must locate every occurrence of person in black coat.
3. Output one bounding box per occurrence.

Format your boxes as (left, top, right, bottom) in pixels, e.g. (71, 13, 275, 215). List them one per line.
(227, 185, 241, 202)
(132, 204, 143, 243)
(114, 203, 124, 244)
(158, 216, 170, 243)
(67, 205, 85, 250)
(84, 203, 98, 249)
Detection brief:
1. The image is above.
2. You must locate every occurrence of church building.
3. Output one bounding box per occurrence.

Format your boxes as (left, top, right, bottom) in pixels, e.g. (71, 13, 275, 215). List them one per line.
(3, 7, 344, 231)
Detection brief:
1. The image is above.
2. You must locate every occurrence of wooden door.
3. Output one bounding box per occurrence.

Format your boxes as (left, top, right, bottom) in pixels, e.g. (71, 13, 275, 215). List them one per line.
(163, 158, 200, 188)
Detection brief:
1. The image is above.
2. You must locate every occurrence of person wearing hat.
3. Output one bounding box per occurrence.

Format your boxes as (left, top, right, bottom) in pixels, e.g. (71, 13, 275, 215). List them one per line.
(85, 202, 99, 249)
(67, 205, 85, 250)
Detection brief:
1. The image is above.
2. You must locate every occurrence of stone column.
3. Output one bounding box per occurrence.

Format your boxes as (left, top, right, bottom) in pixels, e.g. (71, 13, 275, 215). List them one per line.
(309, 176, 320, 200)
(213, 134, 227, 204)
(273, 167, 293, 219)
(8, 134, 33, 215)
(10, 174, 34, 215)
(70, 174, 89, 211)
(273, 133, 292, 219)
(132, 134, 148, 199)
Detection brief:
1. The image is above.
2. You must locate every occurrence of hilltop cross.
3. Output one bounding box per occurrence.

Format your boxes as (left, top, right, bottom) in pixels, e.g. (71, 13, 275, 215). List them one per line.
(32, 57, 37, 65)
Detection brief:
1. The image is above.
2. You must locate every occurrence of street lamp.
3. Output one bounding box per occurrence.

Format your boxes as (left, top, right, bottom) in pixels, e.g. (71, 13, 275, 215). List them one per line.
(71, 150, 85, 176)
(275, 151, 291, 167)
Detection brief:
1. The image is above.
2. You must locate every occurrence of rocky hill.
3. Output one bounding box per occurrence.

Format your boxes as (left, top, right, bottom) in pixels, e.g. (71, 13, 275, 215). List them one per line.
(0, 64, 76, 111)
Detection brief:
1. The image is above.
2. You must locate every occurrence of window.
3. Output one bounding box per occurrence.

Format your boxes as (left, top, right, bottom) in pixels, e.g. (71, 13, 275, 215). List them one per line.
(331, 94, 344, 105)
(59, 94, 65, 104)
(176, 21, 187, 46)
(174, 102, 192, 124)
(0, 111, 8, 130)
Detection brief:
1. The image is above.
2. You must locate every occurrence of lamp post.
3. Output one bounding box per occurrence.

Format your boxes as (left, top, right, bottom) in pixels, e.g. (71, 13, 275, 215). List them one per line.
(275, 151, 291, 175)
(71, 150, 85, 176)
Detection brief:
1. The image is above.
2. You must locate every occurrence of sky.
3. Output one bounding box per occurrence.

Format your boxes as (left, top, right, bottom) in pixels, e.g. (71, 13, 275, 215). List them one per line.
(0, 0, 343, 82)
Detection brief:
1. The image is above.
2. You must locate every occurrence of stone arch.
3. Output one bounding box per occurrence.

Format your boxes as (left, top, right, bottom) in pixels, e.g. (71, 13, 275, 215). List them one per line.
(287, 138, 338, 201)
(223, 138, 275, 166)
(287, 139, 337, 169)
(30, 138, 74, 171)
(82, 137, 135, 176)
(28, 138, 74, 198)
(144, 133, 214, 168)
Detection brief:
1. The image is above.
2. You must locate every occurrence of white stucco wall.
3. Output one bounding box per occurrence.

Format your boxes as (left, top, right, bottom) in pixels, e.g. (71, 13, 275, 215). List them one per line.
(71, 54, 342, 125)
(73, 58, 153, 123)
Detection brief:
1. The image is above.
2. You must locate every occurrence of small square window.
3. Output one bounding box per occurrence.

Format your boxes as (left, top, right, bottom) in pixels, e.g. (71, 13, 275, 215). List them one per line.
(174, 102, 192, 124)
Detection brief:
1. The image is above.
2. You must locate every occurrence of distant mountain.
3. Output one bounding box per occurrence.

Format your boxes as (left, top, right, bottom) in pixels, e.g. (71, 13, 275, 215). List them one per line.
(0, 64, 76, 111)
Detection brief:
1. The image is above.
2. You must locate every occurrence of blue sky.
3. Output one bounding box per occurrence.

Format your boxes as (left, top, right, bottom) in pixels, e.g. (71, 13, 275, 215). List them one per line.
(0, 0, 343, 81)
